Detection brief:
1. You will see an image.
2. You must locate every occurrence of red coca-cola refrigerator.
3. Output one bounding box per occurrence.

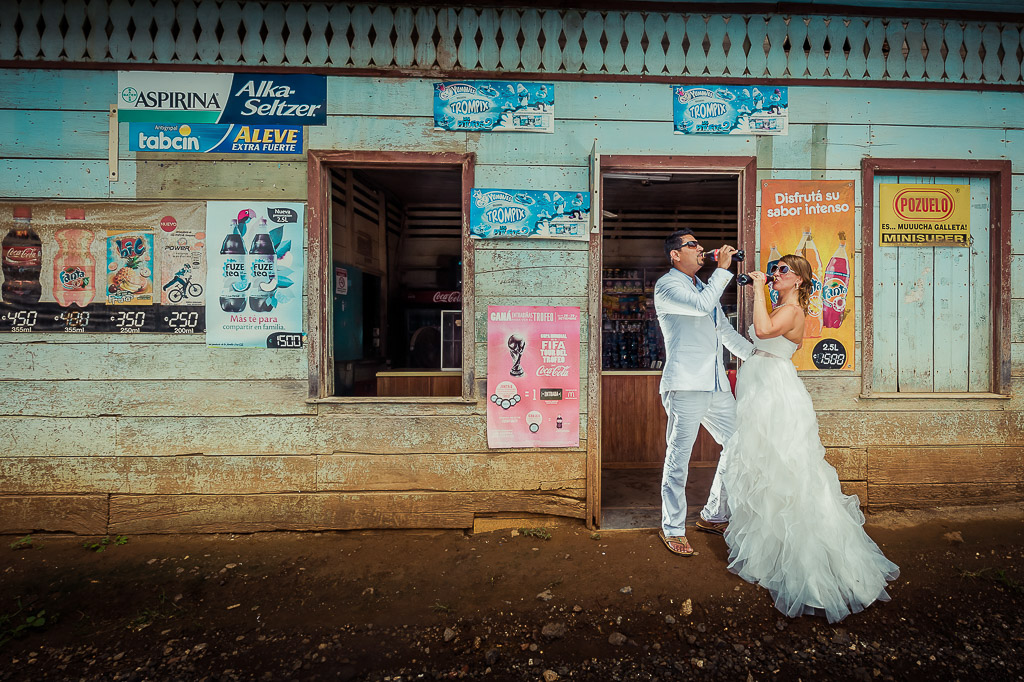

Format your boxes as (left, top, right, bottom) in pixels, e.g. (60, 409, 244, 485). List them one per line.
(403, 290, 462, 370)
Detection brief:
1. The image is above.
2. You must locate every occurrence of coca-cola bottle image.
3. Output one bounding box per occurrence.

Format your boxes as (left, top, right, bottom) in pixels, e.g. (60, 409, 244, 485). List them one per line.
(823, 231, 850, 329)
(53, 208, 96, 307)
(765, 243, 782, 308)
(219, 219, 248, 312)
(794, 230, 823, 339)
(248, 219, 277, 313)
(2, 205, 43, 306)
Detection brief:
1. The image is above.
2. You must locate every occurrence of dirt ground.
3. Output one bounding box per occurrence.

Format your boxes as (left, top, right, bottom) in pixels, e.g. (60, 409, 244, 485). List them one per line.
(1, 506, 1022, 682)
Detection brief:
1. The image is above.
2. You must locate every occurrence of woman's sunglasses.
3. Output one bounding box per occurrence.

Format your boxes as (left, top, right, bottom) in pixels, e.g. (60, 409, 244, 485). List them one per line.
(769, 264, 792, 275)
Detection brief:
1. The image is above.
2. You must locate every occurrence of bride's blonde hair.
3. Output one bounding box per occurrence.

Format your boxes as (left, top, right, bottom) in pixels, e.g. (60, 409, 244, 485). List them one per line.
(780, 254, 814, 313)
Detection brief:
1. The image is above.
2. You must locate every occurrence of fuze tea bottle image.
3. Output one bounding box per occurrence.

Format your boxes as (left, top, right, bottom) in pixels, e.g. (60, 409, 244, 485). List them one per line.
(795, 230, 823, 339)
(765, 243, 782, 309)
(823, 231, 850, 329)
(219, 218, 248, 312)
(53, 208, 96, 307)
(248, 218, 277, 312)
(2, 205, 43, 306)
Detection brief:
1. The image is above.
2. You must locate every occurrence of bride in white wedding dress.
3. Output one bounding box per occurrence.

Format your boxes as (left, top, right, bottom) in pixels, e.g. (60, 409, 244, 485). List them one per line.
(721, 254, 899, 624)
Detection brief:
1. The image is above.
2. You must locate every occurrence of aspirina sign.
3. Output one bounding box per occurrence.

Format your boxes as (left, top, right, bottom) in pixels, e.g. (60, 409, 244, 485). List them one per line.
(117, 72, 327, 125)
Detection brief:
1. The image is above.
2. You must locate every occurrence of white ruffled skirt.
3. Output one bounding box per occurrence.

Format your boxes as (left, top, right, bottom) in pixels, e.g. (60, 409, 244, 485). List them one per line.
(721, 352, 899, 623)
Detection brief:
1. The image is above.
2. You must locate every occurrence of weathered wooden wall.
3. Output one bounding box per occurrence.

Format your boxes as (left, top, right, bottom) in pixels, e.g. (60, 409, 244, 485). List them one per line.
(0, 67, 1021, 534)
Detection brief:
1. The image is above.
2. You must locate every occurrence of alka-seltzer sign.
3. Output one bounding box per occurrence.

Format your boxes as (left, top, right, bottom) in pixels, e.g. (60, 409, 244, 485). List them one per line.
(878, 184, 971, 246)
(487, 306, 580, 449)
(470, 189, 590, 241)
(117, 72, 327, 125)
(673, 85, 788, 135)
(434, 82, 554, 133)
(129, 123, 302, 155)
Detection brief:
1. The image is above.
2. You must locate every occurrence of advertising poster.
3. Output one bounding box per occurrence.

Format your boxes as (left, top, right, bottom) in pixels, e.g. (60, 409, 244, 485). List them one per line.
(0, 202, 206, 333)
(117, 72, 327, 125)
(434, 81, 554, 132)
(486, 306, 581, 449)
(159, 215, 206, 306)
(205, 202, 305, 349)
(673, 85, 788, 135)
(878, 183, 971, 246)
(760, 180, 855, 371)
(129, 123, 303, 155)
(106, 230, 155, 305)
(470, 189, 590, 241)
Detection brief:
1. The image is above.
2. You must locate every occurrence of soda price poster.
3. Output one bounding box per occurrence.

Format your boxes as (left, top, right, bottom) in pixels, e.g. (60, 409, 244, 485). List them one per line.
(205, 202, 305, 349)
(434, 82, 554, 133)
(878, 183, 971, 246)
(0, 202, 207, 334)
(486, 306, 581, 449)
(470, 189, 590, 241)
(673, 85, 788, 135)
(129, 123, 303, 155)
(760, 180, 855, 371)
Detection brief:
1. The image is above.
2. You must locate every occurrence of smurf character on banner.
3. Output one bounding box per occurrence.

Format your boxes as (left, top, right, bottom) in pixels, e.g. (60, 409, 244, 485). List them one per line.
(673, 85, 788, 135)
(470, 189, 590, 241)
(434, 81, 555, 133)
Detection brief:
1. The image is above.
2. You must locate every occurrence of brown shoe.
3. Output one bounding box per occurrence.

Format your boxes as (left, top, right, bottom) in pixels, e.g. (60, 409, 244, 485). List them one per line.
(659, 530, 694, 556)
(695, 518, 728, 536)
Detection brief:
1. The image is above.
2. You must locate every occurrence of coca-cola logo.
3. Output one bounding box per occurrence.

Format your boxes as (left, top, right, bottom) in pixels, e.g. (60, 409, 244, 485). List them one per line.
(433, 291, 461, 304)
(535, 365, 570, 377)
(3, 246, 42, 264)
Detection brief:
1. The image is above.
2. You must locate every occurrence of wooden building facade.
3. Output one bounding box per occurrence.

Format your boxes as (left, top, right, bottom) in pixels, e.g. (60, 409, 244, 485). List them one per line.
(0, 0, 1021, 535)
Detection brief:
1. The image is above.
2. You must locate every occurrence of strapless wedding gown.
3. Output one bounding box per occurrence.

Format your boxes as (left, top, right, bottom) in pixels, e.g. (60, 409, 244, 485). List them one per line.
(721, 325, 899, 623)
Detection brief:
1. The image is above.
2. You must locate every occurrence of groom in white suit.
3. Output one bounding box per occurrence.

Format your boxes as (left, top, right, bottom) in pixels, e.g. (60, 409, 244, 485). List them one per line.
(654, 230, 754, 556)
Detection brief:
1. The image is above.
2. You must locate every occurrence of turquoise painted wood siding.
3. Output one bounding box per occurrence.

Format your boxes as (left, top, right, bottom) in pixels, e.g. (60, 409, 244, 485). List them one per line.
(0, 62, 1022, 530)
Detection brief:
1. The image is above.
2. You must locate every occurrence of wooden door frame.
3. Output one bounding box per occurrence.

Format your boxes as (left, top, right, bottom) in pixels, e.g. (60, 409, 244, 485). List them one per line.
(307, 150, 476, 399)
(586, 155, 757, 529)
(860, 158, 1013, 396)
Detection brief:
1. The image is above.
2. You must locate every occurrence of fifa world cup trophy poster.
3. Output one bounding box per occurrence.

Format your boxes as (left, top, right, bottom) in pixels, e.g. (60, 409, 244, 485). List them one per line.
(760, 180, 855, 371)
(486, 306, 581, 448)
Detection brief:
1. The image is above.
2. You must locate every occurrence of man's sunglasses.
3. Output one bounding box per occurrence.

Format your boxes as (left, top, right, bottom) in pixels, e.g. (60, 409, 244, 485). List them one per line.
(769, 264, 792, 275)
(677, 241, 700, 250)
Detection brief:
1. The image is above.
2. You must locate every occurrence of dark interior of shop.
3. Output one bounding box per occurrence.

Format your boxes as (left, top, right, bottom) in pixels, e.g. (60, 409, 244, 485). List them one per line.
(329, 166, 463, 397)
(600, 172, 740, 529)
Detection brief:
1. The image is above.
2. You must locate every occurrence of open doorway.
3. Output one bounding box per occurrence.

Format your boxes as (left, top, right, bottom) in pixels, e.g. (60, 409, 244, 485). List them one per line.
(598, 170, 743, 530)
(329, 164, 465, 397)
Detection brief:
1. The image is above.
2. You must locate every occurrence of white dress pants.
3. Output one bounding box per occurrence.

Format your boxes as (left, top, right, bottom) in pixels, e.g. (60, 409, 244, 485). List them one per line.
(660, 390, 738, 537)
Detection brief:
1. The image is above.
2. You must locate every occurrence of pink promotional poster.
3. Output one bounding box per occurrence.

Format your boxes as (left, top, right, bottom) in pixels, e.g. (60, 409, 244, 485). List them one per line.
(487, 305, 581, 449)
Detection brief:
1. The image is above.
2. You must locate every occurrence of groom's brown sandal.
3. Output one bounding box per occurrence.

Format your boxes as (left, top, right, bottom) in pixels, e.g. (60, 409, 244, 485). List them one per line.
(695, 519, 728, 536)
(659, 530, 694, 556)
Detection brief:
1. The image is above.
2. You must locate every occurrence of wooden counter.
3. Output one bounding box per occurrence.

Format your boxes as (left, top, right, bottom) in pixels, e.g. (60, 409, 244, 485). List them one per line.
(601, 371, 722, 468)
(376, 371, 461, 397)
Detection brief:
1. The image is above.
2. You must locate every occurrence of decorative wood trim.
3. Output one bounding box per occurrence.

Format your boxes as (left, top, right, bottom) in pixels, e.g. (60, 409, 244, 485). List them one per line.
(306, 150, 476, 400)
(860, 158, 1013, 397)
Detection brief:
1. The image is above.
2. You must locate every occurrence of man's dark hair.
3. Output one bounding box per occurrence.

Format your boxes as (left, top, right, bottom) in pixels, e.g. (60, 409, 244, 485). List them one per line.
(664, 229, 697, 263)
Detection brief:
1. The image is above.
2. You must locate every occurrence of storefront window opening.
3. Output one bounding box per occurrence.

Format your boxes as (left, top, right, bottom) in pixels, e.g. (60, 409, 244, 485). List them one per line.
(329, 166, 464, 398)
(862, 159, 1012, 397)
(599, 172, 741, 530)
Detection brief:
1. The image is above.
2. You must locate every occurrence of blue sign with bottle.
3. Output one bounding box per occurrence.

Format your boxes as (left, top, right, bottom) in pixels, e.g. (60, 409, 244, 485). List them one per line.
(470, 189, 590, 241)
(672, 85, 789, 135)
(434, 82, 554, 132)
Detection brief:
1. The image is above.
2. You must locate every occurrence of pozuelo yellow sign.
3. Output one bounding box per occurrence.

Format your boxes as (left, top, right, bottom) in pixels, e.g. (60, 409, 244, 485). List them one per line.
(878, 183, 971, 246)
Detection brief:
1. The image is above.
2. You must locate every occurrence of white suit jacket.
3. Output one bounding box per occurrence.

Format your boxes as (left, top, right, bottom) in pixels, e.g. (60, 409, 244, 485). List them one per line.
(654, 267, 754, 394)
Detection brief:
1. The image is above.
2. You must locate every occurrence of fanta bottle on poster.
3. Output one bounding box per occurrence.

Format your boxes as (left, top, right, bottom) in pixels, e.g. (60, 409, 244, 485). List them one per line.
(795, 230, 823, 338)
(765, 243, 782, 309)
(823, 231, 850, 329)
(53, 209, 96, 307)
